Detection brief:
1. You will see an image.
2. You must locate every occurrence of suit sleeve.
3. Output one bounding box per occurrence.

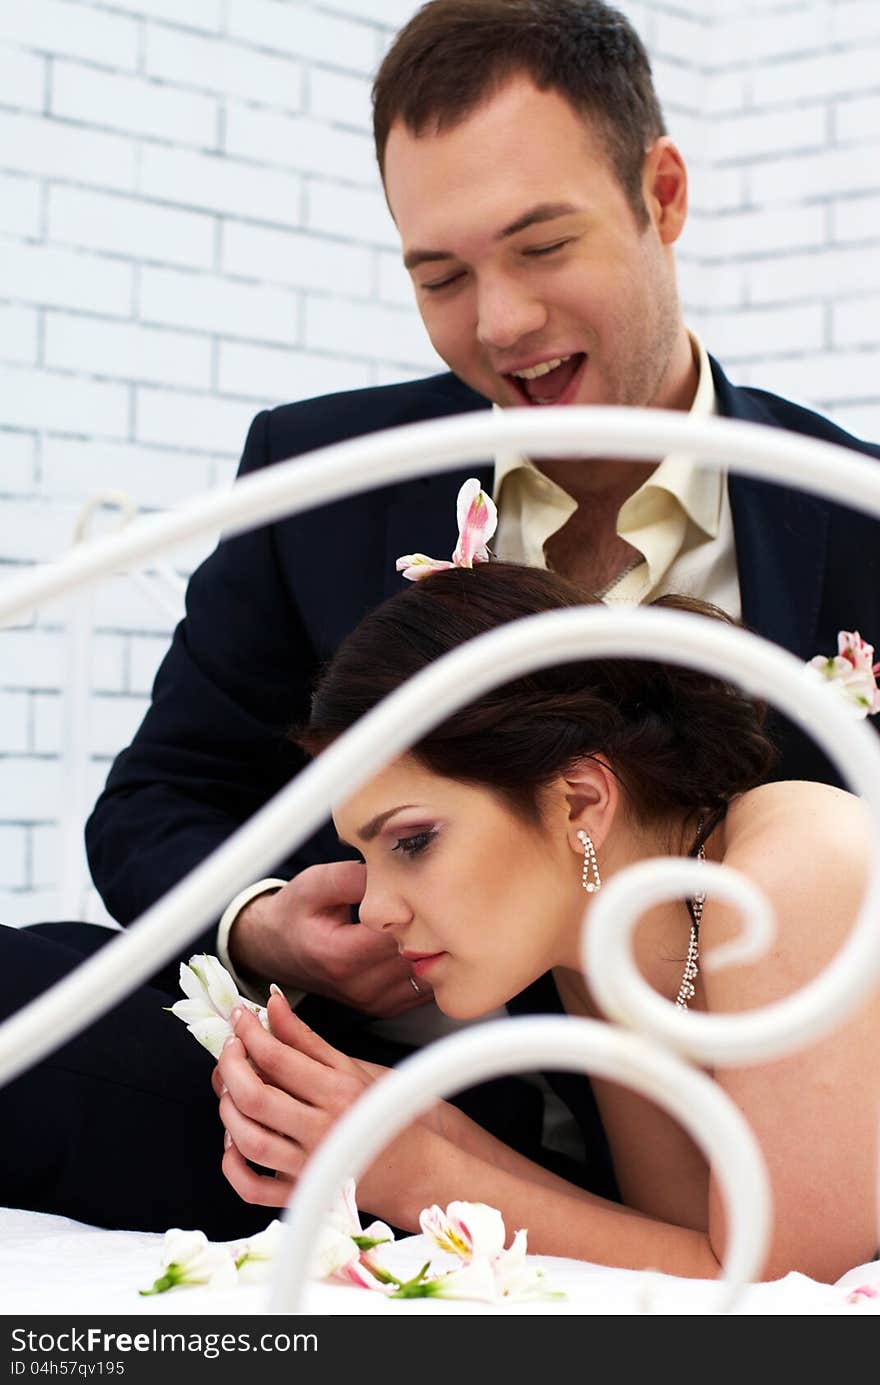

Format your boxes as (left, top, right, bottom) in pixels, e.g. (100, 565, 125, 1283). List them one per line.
(85, 409, 323, 956)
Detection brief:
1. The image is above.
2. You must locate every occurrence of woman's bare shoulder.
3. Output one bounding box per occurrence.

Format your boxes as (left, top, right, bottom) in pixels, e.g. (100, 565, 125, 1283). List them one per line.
(721, 781, 871, 924)
(724, 780, 869, 849)
(703, 782, 872, 1007)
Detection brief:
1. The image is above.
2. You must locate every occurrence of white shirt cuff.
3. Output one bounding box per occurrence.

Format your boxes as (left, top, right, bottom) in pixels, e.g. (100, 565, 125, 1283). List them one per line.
(216, 878, 305, 1011)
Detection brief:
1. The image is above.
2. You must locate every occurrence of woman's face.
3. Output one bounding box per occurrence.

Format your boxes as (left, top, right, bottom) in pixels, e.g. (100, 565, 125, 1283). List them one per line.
(333, 755, 581, 1018)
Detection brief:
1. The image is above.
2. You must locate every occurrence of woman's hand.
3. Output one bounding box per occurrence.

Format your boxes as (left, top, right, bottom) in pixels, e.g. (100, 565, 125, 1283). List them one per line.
(214, 989, 436, 1221)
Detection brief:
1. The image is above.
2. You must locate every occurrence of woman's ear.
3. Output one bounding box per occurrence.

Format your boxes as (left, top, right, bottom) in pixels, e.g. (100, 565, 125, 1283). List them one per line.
(561, 756, 619, 859)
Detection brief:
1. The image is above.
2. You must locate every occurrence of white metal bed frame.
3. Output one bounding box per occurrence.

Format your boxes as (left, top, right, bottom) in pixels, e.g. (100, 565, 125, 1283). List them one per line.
(2, 406, 879, 1314)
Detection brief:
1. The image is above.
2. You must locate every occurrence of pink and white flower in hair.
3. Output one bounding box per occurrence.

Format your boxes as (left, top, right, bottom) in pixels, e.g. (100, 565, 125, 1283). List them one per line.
(396, 478, 497, 582)
(452, 478, 498, 567)
(808, 630, 880, 718)
(394, 552, 456, 581)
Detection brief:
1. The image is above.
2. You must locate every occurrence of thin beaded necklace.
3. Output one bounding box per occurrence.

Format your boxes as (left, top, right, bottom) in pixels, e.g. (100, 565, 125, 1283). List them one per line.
(675, 817, 707, 1010)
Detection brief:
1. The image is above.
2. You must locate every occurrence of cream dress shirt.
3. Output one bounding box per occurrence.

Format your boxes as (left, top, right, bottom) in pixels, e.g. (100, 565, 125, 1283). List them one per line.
(493, 331, 741, 618)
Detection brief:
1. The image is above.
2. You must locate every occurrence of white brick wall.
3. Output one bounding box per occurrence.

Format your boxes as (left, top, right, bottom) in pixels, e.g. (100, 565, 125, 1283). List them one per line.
(1, 0, 879, 925)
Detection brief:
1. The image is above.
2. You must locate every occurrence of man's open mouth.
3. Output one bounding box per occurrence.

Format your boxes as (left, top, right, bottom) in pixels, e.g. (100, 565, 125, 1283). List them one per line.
(506, 352, 586, 405)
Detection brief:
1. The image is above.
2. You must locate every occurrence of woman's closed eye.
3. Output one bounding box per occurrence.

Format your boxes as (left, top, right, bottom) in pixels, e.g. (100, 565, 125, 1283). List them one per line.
(392, 829, 437, 858)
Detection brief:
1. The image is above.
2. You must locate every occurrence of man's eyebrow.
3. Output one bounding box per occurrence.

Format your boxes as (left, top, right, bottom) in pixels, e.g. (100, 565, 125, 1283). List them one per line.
(356, 804, 418, 842)
(403, 246, 455, 272)
(403, 202, 578, 272)
(497, 201, 579, 239)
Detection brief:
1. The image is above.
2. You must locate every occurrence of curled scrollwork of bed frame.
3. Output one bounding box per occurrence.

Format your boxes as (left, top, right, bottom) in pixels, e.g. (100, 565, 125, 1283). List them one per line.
(2, 407, 879, 1313)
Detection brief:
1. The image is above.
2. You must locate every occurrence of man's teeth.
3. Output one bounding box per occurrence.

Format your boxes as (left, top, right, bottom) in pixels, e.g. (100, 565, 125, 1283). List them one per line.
(511, 355, 572, 380)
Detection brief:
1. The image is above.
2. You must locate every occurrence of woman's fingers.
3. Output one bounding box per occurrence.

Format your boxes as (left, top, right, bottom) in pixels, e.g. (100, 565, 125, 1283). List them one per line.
(232, 1009, 365, 1112)
(222, 1138, 293, 1209)
(219, 1092, 306, 1179)
(265, 991, 360, 1070)
(218, 1034, 326, 1141)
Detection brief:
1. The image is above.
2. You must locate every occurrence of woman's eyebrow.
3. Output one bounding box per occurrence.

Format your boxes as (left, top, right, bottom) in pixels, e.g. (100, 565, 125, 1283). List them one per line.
(356, 804, 418, 842)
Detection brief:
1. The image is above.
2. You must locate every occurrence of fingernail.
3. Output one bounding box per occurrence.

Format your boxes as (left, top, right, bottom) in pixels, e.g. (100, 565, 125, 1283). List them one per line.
(230, 1007, 242, 1025)
(223, 1033, 236, 1050)
(269, 983, 284, 999)
(224, 1130, 232, 1150)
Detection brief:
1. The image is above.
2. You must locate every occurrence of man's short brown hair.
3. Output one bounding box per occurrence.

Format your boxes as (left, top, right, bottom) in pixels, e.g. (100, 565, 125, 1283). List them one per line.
(373, 0, 667, 225)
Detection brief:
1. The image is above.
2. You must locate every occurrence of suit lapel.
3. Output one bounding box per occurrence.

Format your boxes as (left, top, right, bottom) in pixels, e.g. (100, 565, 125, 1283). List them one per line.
(712, 358, 829, 658)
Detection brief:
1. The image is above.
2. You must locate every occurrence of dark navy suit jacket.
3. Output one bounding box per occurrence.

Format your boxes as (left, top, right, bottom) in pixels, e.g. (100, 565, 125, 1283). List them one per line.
(85, 360, 880, 1198)
(87, 356, 880, 927)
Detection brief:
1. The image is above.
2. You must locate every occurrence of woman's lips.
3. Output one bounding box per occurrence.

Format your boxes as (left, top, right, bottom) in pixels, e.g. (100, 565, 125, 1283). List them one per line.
(408, 953, 446, 978)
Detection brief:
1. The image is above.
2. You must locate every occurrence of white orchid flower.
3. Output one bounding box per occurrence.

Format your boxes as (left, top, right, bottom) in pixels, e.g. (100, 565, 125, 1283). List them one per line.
(169, 953, 269, 1058)
(325, 1177, 364, 1237)
(140, 1229, 237, 1296)
(425, 1257, 500, 1302)
(419, 1199, 506, 1261)
(312, 1225, 392, 1291)
(306, 1179, 395, 1291)
(492, 1228, 564, 1301)
(233, 1219, 285, 1284)
(412, 1206, 564, 1303)
(414, 1231, 563, 1303)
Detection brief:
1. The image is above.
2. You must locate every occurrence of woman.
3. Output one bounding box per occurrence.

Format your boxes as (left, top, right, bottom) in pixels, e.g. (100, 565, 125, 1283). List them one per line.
(215, 561, 879, 1283)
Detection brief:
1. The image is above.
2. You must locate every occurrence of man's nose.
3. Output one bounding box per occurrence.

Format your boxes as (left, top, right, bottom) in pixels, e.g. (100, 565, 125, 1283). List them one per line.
(476, 275, 547, 352)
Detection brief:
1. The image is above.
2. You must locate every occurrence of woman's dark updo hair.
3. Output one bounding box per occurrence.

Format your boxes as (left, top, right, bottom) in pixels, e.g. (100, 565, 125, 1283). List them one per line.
(297, 563, 776, 826)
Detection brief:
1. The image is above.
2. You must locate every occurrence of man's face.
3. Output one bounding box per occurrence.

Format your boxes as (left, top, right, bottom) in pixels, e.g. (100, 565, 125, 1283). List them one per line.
(384, 76, 685, 412)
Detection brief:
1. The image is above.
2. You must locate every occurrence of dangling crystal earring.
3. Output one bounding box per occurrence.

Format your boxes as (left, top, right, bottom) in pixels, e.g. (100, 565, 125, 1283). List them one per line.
(577, 830, 601, 893)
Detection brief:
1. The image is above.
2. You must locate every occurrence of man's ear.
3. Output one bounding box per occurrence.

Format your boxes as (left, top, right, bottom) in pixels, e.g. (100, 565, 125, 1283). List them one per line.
(561, 756, 620, 859)
(642, 136, 688, 246)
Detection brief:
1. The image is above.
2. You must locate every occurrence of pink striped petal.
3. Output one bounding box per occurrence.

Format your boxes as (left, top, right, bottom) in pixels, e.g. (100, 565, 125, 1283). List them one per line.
(452, 480, 498, 568)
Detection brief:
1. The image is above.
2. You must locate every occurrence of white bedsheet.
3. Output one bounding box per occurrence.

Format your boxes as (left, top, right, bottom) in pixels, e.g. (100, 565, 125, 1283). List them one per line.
(2, 1207, 878, 1316)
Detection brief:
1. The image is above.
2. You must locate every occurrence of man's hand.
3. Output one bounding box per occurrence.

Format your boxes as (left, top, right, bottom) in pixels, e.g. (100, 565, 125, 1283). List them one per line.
(228, 860, 430, 1018)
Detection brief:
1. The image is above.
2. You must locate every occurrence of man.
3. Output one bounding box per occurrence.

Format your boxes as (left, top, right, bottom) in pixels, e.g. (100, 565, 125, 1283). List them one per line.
(4, 0, 879, 1231)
